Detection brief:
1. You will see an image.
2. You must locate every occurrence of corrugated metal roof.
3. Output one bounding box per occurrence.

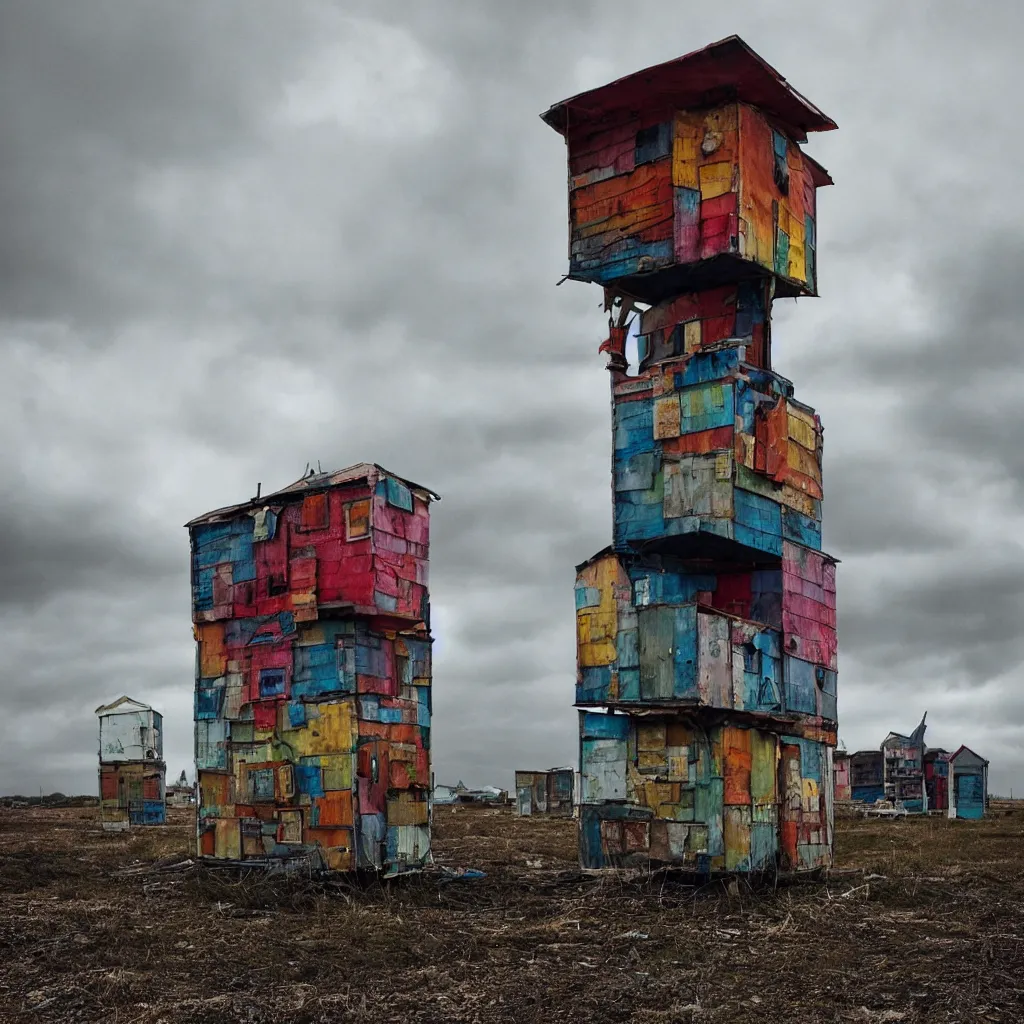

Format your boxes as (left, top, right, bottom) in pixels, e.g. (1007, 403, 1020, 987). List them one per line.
(184, 462, 439, 528)
(541, 35, 837, 143)
(95, 695, 153, 716)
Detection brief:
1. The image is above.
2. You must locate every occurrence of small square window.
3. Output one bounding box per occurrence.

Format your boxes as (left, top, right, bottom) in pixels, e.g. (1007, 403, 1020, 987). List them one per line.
(771, 130, 790, 196)
(259, 668, 286, 698)
(345, 499, 371, 540)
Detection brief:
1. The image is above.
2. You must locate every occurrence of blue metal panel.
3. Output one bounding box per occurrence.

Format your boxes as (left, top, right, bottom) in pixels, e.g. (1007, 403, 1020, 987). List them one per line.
(615, 451, 658, 492)
(580, 711, 630, 740)
(734, 489, 783, 556)
(678, 382, 735, 434)
(852, 784, 884, 804)
(630, 569, 715, 606)
(374, 591, 398, 612)
(575, 586, 601, 609)
(355, 635, 389, 677)
(672, 605, 699, 699)
(295, 763, 325, 799)
(784, 656, 818, 716)
(287, 701, 306, 728)
(142, 801, 165, 825)
(577, 665, 612, 704)
(616, 628, 639, 669)
(674, 348, 742, 389)
(955, 772, 985, 819)
(782, 507, 822, 550)
(618, 668, 640, 701)
(195, 684, 224, 720)
(572, 239, 675, 284)
(614, 396, 655, 458)
(385, 476, 414, 511)
(193, 567, 215, 611)
(750, 822, 776, 870)
(615, 487, 665, 543)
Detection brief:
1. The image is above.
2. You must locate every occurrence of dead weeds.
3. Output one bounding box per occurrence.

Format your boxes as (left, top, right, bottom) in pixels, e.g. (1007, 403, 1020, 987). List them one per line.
(0, 805, 1022, 1023)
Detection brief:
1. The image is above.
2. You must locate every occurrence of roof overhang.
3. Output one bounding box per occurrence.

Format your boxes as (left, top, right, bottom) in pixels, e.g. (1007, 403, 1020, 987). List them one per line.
(541, 35, 836, 144)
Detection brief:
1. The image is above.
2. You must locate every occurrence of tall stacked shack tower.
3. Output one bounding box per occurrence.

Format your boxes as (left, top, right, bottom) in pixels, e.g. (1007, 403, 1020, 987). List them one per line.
(96, 696, 166, 830)
(543, 36, 839, 873)
(186, 464, 437, 874)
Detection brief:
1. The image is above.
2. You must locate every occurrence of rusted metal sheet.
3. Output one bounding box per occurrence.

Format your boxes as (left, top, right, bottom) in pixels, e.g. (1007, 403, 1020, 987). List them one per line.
(188, 464, 436, 875)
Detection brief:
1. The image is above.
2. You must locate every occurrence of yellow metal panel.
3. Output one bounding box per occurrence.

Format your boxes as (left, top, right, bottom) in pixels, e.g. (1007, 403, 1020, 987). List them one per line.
(198, 624, 227, 678)
(787, 410, 817, 451)
(750, 731, 777, 804)
(786, 213, 806, 284)
(672, 113, 702, 188)
(724, 806, 752, 871)
(787, 443, 822, 484)
(214, 818, 240, 860)
(301, 701, 354, 756)
(698, 162, 733, 201)
(637, 722, 667, 751)
(654, 396, 681, 439)
(683, 320, 701, 353)
(801, 778, 819, 814)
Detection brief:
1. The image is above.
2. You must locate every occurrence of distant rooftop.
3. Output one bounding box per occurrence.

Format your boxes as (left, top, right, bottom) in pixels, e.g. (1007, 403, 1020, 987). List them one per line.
(185, 462, 439, 529)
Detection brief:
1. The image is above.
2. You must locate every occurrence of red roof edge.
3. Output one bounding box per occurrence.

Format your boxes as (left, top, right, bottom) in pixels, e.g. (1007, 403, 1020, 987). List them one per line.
(541, 35, 836, 142)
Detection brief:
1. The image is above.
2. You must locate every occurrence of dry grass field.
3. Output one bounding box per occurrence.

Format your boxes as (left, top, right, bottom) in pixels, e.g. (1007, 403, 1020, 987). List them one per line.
(1, 803, 1022, 1023)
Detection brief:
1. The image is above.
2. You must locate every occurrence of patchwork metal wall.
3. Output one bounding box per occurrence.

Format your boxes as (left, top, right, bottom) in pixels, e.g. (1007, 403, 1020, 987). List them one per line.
(544, 36, 840, 873)
(96, 696, 166, 830)
(186, 463, 437, 874)
(515, 769, 575, 817)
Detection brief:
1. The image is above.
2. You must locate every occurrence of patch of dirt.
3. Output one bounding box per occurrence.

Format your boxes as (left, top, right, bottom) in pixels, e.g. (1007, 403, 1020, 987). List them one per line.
(1, 804, 1022, 1022)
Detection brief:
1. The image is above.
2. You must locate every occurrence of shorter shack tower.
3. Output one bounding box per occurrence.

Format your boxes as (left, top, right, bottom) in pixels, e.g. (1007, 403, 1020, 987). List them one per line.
(96, 696, 166, 830)
(186, 464, 437, 874)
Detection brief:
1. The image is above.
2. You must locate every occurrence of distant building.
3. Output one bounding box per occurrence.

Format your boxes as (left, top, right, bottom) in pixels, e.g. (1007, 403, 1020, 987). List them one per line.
(849, 750, 884, 805)
(882, 714, 928, 812)
(837, 716, 988, 818)
(949, 746, 989, 820)
(167, 770, 194, 808)
(96, 696, 166, 830)
(514, 768, 574, 817)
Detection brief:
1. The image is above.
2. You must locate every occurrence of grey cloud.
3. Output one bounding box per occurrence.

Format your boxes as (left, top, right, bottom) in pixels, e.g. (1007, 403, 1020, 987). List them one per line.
(3, 1, 1024, 795)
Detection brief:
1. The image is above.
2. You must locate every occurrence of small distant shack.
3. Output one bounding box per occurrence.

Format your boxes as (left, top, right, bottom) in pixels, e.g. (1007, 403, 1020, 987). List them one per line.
(949, 746, 989, 820)
(96, 696, 166, 830)
(881, 714, 928, 812)
(434, 781, 507, 807)
(166, 770, 194, 808)
(514, 768, 574, 817)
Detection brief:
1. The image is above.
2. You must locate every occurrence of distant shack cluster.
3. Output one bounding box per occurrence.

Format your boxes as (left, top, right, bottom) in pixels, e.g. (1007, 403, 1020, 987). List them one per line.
(834, 715, 989, 819)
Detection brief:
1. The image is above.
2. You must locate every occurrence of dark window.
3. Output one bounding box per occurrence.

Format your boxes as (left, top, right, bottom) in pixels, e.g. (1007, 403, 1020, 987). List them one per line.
(259, 668, 286, 698)
(635, 123, 672, 165)
(771, 130, 790, 196)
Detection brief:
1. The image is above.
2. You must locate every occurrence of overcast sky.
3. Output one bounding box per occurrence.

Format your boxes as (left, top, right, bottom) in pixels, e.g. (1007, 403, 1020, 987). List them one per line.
(3, 1, 1024, 797)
